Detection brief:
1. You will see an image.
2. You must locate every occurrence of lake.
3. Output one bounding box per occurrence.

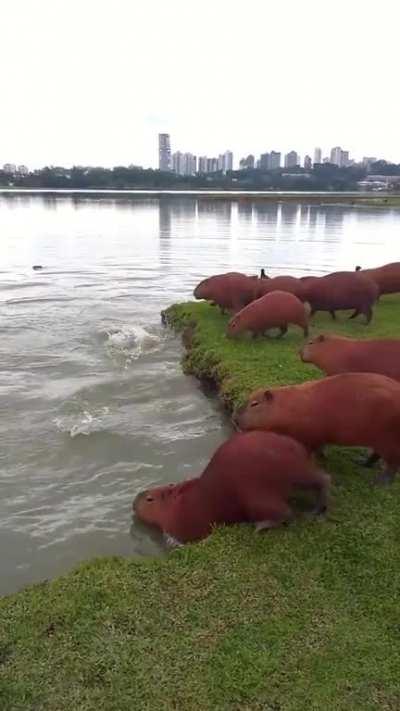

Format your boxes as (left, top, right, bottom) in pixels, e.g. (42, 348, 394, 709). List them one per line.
(0, 192, 399, 595)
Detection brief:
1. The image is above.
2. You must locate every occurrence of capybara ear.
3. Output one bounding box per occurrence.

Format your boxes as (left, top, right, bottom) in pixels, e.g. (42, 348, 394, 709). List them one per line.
(317, 334, 325, 342)
(263, 390, 274, 401)
(355, 265, 362, 271)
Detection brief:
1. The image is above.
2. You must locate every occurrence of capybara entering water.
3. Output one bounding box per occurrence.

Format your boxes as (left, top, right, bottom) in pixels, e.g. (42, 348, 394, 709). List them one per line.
(300, 334, 400, 381)
(301, 271, 378, 323)
(234, 372, 400, 484)
(355, 262, 400, 295)
(133, 431, 330, 543)
(194, 272, 256, 313)
(256, 275, 305, 300)
(227, 290, 309, 339)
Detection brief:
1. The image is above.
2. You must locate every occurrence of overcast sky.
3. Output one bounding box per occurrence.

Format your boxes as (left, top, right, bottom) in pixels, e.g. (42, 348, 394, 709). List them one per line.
(1, 0, 399, 169)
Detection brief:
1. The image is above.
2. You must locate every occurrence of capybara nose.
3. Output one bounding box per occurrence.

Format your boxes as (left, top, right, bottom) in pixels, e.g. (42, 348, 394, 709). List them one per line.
(132, 490, 146, 512)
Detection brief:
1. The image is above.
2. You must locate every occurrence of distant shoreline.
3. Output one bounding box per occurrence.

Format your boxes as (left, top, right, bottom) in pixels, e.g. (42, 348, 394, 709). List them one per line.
(0, 188, 399, 206)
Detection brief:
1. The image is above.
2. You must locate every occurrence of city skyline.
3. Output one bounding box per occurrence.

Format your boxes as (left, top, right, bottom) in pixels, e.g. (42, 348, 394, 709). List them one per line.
(156, 134, 393, 175)
(1, 1, 399, 169)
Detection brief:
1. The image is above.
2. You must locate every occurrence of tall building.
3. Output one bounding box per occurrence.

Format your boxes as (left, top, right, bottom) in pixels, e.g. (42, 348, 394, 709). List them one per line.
(224, 150, 233, 172)
(330, 146, 350, 167)
(182, 153, 197, 176)
(172, 151, 184, 175)
(217, 154, 225, 172)
(284, 151, 299, 168)
(239, 154, 255, 170)
(269, 151, 281, 169)
(341, 150, 350, 167)
(158, 133, 171, 171)
(259, 152, 270, 170)
(198, 156, 208, 173)
(304, 155, 312, 170)
(313, 147, 322, 164)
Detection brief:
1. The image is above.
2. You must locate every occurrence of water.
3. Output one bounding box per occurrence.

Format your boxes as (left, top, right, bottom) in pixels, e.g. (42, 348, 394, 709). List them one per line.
(0, 193, 399, 595)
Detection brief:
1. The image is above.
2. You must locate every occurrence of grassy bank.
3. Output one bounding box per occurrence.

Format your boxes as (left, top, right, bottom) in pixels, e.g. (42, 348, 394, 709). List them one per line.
(1, 299, 400, 710)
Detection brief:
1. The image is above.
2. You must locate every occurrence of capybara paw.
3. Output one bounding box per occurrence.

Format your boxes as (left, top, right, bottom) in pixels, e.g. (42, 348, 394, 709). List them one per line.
(255, 519, 281, 532)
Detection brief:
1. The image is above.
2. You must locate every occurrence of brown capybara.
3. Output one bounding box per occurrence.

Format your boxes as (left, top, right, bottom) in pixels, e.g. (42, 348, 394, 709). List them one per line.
(300, 334, 400, 382)
(133, 431, 330, 543)
(194, 272, 256, 313)
(256, 275, 305, 300)
(227, 290, 309, 339)
(355, 262, 400, 295)
(234, 372, 400, 484)
(301, 271, 378, 323)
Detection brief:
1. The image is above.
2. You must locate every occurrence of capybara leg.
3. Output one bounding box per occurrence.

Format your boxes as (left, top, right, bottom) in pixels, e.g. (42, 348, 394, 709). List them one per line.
(362, 451, 381, 468)
(365, 306, 373, 325)
(250, 499, 292, 532)
(329, 310, 336, 320)
(373, 467, 397, 486)
(277, 325, 288, 338)
(310, 471, 330, 515)
(255, 516, 290, 532)
(349, 309, 360, 320)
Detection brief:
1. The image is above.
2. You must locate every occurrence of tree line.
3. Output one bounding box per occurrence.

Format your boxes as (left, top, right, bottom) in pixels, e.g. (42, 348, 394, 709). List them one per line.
(1, 161, 400, 191)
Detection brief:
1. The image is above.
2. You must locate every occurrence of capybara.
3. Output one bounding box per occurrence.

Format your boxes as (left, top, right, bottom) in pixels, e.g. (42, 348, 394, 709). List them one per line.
(256, 275, 305, 300)
(300, 334, 400, 382)
(301, 271, 378, 323)
(234, 372, 400, 484)
(194, 272, 256, 313)
(227, 290, 309, 339)
(355, 262, 400, 295)
(133, 431, 330, 543)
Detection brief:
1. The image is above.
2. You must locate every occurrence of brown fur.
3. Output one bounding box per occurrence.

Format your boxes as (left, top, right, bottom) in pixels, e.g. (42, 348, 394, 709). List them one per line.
(133, 431, 330, 542)
(356, 262, 400, 295)
(234, 372, 400, 482)
(227, 290, 309, 338)
(301, 271, 378, 322)
(256, 275, 305, 300)
(194, 272, 257, 313)
(300, 334, 400, 381)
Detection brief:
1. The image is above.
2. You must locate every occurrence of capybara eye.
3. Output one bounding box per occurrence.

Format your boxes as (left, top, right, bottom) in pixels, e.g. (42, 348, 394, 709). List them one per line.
(250, 400, 259, 408)
(146, 495, 154, 503)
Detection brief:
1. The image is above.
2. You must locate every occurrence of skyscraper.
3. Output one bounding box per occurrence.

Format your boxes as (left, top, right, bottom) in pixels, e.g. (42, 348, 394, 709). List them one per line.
(259, 153, 270, 170)
(198, 156, 208, 173)
(224, 150, 233, 172)
(313, 147, 322, 164)
(284, 151, 299, 168)
(330, 147, 350, 167)
(182, 153, 197, 175)
(330, 146, 342, 166)
(269, 151, 281, 169)
(304, 155, 312, 170)
(172, 151, 184, 175)
(239, 154, 255, 170)
(158, 133, 171, 171)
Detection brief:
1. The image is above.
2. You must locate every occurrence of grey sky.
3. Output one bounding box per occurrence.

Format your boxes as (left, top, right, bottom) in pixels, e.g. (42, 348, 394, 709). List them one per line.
(1, 0, 399, 169)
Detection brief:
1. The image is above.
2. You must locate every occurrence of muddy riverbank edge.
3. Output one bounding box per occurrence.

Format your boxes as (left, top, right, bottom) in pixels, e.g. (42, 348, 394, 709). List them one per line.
(1, 298, 400, 710)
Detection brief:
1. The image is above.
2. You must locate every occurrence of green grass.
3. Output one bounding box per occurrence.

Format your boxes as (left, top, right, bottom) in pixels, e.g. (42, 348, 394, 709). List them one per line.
(2, 298, 400, 710)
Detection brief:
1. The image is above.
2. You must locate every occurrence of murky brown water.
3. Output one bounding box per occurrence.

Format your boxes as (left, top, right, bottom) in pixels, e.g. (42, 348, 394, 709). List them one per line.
(1, 192, 399, 595)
